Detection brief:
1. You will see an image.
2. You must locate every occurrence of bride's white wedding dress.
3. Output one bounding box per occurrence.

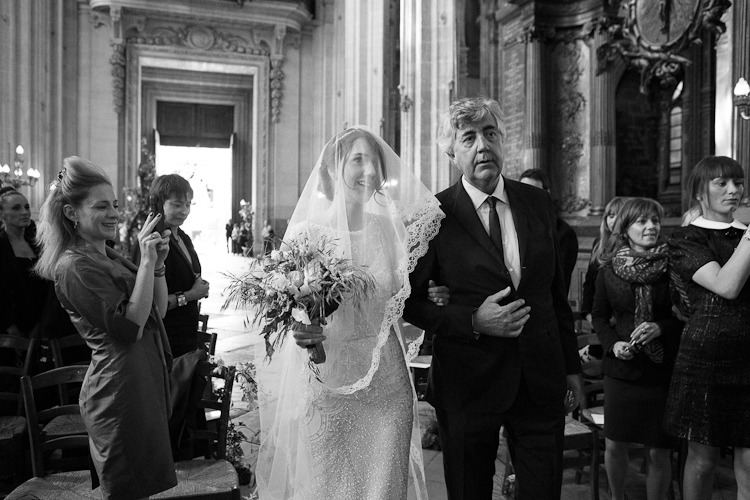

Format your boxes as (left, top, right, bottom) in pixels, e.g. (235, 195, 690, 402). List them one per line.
(303, 220, 413, 499)
(253, 126, 441, 500)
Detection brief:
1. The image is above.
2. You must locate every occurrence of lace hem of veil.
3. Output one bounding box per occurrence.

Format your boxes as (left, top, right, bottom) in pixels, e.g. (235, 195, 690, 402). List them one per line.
(322, 193, 444, 395)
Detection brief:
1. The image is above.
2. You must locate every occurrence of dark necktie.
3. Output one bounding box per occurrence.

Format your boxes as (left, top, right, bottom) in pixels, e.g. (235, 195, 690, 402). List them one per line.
(487, 196, 504, 254)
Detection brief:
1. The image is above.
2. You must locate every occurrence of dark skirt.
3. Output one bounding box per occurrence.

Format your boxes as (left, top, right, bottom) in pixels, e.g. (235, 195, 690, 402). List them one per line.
(603, 376, 674, 449)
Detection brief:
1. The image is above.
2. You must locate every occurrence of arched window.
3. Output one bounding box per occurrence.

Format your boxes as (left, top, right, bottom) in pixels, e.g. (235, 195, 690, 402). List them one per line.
(665, 82, 683, 192)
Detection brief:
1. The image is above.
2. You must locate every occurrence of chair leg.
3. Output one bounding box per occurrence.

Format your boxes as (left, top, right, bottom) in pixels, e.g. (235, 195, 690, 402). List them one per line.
(590, 431, 600, 500)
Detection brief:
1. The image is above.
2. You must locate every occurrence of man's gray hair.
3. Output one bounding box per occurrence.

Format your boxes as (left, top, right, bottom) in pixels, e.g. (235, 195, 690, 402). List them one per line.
(436, 97, 506, 157)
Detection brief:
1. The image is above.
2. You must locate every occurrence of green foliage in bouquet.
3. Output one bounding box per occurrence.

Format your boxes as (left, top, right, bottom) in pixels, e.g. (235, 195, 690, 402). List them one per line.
(222, 234, 376, 363)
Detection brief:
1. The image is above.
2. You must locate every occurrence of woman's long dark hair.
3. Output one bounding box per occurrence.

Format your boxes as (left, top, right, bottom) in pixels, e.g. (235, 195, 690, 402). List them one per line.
(591, 196, 629, 265)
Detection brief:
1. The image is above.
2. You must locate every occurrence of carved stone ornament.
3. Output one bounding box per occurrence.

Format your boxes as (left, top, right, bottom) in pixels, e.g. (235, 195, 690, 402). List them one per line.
(126, 25, 270, 56)
(597, 0, 731, 93)
(270, 57, 284, 123)
(111, 42, 127, 115)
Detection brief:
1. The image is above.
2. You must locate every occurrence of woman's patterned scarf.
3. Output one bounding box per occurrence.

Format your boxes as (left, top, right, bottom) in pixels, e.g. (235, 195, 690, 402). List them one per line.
(612, 242, 669, 363)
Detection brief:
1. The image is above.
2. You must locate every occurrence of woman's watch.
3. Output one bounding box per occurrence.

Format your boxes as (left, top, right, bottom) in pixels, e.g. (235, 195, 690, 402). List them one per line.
(175, 291, 187, 307)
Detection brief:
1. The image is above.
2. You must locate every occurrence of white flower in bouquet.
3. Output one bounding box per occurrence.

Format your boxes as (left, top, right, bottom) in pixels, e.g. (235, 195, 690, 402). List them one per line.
(222, 234, 375, 367)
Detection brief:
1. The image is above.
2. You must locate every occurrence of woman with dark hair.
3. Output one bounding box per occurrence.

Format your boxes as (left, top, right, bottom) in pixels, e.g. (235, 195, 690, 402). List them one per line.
(0, 188, 81, 375)
(581, 196, 629, 324)
(255, 127, 447, 499)
(666, 156, 750, 500)
(592, 197, 682, 500)
(133, 174, 209, 358)
(35, 156, 176, 500)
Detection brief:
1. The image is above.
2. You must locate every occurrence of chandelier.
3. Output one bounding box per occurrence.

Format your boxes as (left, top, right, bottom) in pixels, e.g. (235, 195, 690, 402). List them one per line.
(0, 145, 40, 189)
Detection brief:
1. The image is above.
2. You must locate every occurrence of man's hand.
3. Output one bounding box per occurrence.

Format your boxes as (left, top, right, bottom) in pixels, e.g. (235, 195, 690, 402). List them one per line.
(565, 373, 582, 414)
(472, 287, 530, 337)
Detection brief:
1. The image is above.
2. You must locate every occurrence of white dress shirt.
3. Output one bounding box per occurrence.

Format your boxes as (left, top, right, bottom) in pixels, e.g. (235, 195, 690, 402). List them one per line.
(462, 176, 521, 288)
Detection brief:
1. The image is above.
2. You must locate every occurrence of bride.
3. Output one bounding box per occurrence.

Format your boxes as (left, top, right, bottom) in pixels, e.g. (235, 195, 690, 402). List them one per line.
(254, 126, 445, 499)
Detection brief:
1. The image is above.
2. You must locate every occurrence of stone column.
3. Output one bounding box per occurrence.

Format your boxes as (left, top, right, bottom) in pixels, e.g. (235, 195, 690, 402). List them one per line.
(399, 0, 455, 192)
(734, 0, 750, 201)
(588, 24, 616, 216)
(523, 30, 544, 171)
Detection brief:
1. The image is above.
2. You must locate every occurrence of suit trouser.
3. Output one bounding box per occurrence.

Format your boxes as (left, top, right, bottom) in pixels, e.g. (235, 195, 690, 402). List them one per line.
(434, 377, 565, 500)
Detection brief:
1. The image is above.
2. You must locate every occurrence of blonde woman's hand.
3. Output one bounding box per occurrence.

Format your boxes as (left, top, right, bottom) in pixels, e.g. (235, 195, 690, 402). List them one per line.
(138, 213, 170, 266)
(428, 280, 450, 306)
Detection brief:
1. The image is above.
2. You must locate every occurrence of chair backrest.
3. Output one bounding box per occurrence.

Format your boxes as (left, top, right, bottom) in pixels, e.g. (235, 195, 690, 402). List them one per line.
(49, 334, 90, 369)
(48, 335, 90, 405)
(196, 331, 218, 356)
(581, 381, 604, 409)
(198, 314, 209, 333)
(193, 361, 235, 460)
(21, 365, 90, 476)
(0, 335, 36, 416)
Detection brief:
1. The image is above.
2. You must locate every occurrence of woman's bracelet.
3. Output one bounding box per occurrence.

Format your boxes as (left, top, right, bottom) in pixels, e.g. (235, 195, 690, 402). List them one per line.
(154, 265, 166, 277)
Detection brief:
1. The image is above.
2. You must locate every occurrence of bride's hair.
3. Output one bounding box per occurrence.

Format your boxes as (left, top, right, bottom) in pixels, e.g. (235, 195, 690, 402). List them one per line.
(318, 128, 388, 201)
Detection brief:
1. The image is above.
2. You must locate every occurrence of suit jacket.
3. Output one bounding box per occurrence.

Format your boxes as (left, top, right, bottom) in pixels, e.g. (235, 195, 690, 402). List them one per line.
(557, 217, 579, 293)
(403, 177, 581, 413)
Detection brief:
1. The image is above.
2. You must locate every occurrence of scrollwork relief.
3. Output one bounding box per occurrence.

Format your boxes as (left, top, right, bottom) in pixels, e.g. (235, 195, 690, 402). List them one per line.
(126, 24, 270, 56)
(270, 58, 284, 123)
(596, 0, 731, 93)
(111, 42, 126, 115)
(554, 40, 590, 213)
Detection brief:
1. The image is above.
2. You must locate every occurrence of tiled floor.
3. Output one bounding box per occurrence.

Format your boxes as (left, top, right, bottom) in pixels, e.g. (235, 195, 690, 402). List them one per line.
(0, 242, 738, 499)
(199, 241, 741, 500)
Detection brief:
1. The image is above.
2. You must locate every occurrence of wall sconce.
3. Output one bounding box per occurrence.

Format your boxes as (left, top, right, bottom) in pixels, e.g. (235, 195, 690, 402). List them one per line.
(1, 145, 40, 189)
(397, 84, 413, 113)
(734, 77, 750, 120)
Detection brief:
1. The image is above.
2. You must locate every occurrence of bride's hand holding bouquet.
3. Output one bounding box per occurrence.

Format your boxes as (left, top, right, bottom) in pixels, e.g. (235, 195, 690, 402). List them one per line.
(223, 234, 375, 367)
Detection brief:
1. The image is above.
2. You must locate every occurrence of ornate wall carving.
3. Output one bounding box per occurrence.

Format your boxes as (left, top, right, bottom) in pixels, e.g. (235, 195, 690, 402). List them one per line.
(92, 5, 301, 124)
(597, 0, 731, 93)
(551, 36, 590, 213)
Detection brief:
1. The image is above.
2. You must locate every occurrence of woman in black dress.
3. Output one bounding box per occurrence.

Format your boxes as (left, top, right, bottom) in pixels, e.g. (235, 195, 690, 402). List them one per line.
(592, 197, 683, 500)
(0, 189, 45, 340)
(666, 156, 750, 500)
(132, 174, 210, 358)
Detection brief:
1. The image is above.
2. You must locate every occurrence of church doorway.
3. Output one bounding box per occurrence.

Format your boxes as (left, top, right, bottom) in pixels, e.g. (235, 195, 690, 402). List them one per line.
(154, 100, 236, 254)
(155, 143, 233, 252)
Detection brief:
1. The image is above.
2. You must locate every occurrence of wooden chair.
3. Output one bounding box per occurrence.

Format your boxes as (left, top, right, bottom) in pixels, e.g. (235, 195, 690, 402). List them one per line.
(502, 383, 603, 500)
(21, 365, 91, 478)
(192, 361, 236, 460)
(49, 334, 90, 369)
(0, 335, 36, 486)
(7, 365, 241, 500)
(197, 330, 218, 356)
(198, 314, 209, 333)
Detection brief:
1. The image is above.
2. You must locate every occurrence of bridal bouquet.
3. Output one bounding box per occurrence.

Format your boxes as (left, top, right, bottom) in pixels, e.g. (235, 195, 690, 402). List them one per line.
(223, 234, 375, 365)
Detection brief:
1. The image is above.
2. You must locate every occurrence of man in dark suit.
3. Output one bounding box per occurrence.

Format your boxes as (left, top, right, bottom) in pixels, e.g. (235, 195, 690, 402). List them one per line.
(518, 168, 579, 292)
(403, 97, 582, 500)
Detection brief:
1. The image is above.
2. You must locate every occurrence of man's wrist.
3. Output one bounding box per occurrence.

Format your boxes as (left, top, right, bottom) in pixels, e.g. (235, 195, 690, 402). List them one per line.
(471, 308, 481, 337)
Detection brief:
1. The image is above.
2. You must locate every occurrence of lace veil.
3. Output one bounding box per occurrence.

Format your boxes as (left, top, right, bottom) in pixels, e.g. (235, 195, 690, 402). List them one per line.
(254, 126, 443, 499)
